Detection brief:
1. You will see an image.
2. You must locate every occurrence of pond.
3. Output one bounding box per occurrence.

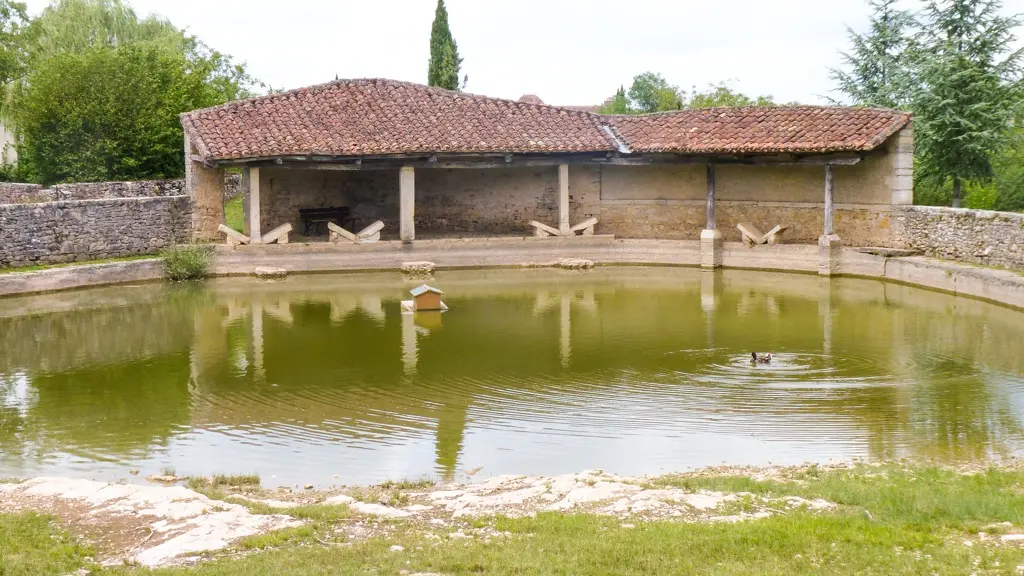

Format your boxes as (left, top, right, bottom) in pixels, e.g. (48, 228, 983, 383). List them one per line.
(2, 267, 1024, 487)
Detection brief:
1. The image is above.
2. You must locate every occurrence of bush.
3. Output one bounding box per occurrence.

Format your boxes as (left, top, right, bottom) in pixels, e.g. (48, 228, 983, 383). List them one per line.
(161, 244, 214, 281)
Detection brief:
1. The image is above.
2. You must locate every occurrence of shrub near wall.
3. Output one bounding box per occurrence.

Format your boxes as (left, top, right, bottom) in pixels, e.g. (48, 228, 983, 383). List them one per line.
(896, 206, 1024, 269)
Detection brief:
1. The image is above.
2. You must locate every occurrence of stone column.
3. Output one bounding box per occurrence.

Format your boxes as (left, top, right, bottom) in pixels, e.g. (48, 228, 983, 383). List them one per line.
(248, 167, 262, 244)
(819, 164, 842, 276)
(558, 164, 570, 235)
(185, 134, 225, 242)
(700, 163, 723, 269)
(400, 167, 415, 243)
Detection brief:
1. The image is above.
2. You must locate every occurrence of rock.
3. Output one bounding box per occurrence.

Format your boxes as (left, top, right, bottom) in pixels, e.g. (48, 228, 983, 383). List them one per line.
(401, 261, 435, 275)
(555, 258, 595, 270)
(390, 545, 405, 552)
(0, 477, 301, 567)
(129, 469, 139, 476)
(253, 267, 288, 279)
(303, 484, 314, 490)
(146, 475, 179, 484)
(1002, 534, 1024, 542)
(323, 494, 355, 506)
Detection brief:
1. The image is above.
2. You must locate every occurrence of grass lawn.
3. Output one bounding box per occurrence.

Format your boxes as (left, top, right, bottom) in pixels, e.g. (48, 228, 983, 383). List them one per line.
(224, 195, 243, 233)
(6, 464, 1024, 575)
(0, 254, 156, 274)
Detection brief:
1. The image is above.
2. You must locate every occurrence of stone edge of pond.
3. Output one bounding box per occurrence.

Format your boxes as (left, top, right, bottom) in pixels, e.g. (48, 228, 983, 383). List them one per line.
(1, 241, 1023, 311)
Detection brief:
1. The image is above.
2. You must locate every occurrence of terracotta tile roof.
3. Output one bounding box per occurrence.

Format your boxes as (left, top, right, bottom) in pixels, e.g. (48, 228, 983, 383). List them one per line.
(181, 79, 616, 161)
(181, 79, 910, 162)
(609, 106, 910, 154)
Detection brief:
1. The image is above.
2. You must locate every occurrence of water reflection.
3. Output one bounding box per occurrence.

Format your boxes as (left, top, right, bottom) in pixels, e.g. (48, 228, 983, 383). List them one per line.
(2, 268, 1024, 486)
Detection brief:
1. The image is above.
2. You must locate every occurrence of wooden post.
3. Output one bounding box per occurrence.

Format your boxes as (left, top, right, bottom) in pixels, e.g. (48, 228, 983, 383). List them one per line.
(558, 164, 570, 235)
(400, 166, 415, 243)
(824, 164, 834, 237)
(705, 163, 716, 230)
(248, 167, 262, 243)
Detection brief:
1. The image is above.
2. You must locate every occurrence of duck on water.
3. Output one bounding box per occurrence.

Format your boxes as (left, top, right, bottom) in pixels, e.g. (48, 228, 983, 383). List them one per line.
(751, 352, 773, 364)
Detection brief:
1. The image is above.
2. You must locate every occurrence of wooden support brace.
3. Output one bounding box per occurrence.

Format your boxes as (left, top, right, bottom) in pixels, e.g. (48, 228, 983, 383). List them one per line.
(356, 220, 385, 243)
(218, 223, 251, 246)
(763, 225, 789, 246)
(328, 222, 358, 243)
(529, 220, 560, 237)
(569, 217, 599, 235)
(262, 223, 293, 245)
(737, 222, 765, 246)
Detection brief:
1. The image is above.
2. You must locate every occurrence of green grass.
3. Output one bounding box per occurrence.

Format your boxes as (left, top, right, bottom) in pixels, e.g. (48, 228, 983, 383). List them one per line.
(0, 512, 95, 576)
(378, 476, 436, 490)
(224, 195, 244, 233)
(11, 463, 1024, 575)
(0, 254, 154, 274)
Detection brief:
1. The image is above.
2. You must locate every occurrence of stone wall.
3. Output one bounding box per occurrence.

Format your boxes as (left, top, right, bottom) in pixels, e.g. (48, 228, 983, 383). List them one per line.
(0, 196, 191, 267)
(895, 206, 1024, 269)
(0, 174, 240, 205)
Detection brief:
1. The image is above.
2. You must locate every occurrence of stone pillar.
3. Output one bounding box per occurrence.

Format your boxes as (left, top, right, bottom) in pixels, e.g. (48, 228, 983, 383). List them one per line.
(240, 168, 251, 236)
(185, 134, 225, 242)
(700, 163, 723, 269)
(558, 164, 570, 235)
(890, 125, 914, 206)
(400, 167, 415, 243)
(819, 164, 842, 276)
(248, 167, 262, 244)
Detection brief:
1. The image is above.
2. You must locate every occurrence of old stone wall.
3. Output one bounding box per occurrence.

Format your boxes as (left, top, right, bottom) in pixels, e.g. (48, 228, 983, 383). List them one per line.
(260, 167, 569, 237)
(894, 206, 1024, 269)
(0, 174, 240, 205)
(0, 196, 191, 267)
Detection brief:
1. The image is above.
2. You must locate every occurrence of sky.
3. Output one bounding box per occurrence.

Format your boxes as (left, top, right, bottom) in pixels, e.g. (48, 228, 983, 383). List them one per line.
(18, 0, 1024, 106)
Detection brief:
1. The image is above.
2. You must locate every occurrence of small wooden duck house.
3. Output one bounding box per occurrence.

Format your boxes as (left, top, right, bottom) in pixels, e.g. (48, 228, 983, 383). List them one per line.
(402, 285, 448, 313)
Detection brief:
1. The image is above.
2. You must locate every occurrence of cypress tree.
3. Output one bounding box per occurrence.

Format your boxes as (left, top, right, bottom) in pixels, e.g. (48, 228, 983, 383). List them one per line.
(830, 0, 916, 109)
(427, 0, 462, 91)
(915, 0, 1023, 207)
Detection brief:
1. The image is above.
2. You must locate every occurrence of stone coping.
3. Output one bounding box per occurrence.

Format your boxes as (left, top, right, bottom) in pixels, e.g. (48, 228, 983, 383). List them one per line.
(1, 240, 1022, 310)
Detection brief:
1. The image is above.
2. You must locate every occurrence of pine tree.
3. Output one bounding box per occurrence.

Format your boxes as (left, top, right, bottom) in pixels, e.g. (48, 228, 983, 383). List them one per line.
(915, 0, 1024, 207)
(830, 0, 916, 108)
(597, 86, 630, 114)
(426, 0, 462, 91)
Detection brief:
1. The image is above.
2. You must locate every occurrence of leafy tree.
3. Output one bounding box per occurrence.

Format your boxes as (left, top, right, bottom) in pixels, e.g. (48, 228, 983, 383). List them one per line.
(627, 72, 682, 113)
(687, 82, 777, 108)
(14, 44, 227, 184)
(0, 1, 25, 85)
(597, 86, 630, 114)
(914, 0, 1024, 207)
(831, 0, 916, 108)
(427, 0, 463, 91)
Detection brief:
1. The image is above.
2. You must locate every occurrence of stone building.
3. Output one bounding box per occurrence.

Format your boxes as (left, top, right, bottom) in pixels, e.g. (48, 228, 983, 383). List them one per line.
(180, 78, 912, 269)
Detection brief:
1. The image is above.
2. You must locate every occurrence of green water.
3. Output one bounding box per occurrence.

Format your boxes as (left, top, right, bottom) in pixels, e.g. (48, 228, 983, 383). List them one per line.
(2, 267, 1024, 487)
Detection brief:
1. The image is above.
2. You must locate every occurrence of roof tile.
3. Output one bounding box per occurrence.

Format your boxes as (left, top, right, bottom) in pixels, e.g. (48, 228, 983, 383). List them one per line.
(181, 79, 910, 162)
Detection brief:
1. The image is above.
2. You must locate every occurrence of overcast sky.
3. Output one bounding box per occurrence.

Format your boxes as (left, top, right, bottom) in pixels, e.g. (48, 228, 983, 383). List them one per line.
(19, 0, 1024, 106)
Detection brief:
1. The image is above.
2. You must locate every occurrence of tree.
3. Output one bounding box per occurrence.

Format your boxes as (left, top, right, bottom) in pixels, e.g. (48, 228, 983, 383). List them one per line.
(597, 86, 630, 114)
(14, 44, 228, 184)
(627, 72, 682, 113)
(687, 82, 777, 108)
(0, 1, 26, 85)
(427, 0, 463, 91)
(914, 0, 1024, 207)
(831, 0, 916, 108)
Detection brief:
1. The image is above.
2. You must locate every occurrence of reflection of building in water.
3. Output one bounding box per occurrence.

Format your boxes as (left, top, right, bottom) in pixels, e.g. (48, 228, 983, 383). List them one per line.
(8, 271, 1024, 479)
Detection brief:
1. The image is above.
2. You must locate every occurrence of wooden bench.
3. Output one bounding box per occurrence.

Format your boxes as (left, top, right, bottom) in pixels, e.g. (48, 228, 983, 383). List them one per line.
(299, 207, 353, 236)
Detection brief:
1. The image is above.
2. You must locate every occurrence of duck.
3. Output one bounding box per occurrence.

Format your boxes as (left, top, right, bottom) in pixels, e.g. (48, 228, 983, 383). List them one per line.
(751, 352, 773, 364)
